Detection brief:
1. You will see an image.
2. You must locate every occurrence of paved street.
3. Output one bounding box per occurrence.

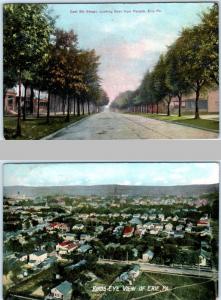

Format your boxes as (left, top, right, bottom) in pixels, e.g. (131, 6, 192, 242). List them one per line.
(46, 111, 218, 139)
(98, 259, 218, 279)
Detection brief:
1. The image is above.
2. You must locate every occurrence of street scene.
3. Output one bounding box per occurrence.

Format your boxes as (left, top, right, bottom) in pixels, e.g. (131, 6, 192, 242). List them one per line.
(3, 3, 219, 139)
(3, 163, 219, 300)
(45, 111, 218, 140)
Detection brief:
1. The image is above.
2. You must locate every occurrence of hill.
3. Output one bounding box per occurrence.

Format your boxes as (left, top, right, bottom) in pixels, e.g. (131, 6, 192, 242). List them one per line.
(3, 183, 219, 199)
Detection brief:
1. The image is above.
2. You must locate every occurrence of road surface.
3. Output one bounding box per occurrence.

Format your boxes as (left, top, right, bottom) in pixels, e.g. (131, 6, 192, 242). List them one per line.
(98, 259, 218, 279)
(46, 112, 218, 139)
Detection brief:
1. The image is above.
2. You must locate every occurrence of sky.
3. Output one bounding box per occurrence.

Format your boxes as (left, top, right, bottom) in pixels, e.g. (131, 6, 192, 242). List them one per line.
(48, 2, 213, 101)
(3, 163, 219, 187)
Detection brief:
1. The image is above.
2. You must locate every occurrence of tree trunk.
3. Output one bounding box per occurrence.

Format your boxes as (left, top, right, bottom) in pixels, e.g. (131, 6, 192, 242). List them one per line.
(29, 85, 34, 115)
(37, 89, 40, 118)
(82, 101, 85, 115)
(195, 87, 200, 119)
(151, 104, 154, 114)
(87, 100, 90, 115)
(22, 82, 27, 121)
(46, 91, 51, 124)
(167, 96, 172, 116)
(156, 103, 159, 114)
(178, 94, 182, 117)
(62, 97, 65, 115)
(65, 94, 70, 122)
(74, 98, 76, 116)
(77, 98, 80, 116)
(167, 102, 170, 116)
(16, 74, 22, 136)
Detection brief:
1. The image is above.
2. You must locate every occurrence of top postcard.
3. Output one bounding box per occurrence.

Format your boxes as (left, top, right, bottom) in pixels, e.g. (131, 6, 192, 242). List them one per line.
(3, 2, 219, 140)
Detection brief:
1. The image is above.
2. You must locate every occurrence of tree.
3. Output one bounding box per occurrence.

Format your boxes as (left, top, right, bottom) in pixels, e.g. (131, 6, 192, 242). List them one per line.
(199, 4, 218, 85)
(153, 55, 173, 116)
(78, 50, 101, 115)
(175, 17, 217, 119)
(165, 43, 191, 117)
(3, 4, 54, 135)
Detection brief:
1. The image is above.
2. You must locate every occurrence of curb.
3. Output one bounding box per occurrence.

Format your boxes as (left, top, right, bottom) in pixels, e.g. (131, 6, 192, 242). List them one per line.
(41, 115, 90, 140)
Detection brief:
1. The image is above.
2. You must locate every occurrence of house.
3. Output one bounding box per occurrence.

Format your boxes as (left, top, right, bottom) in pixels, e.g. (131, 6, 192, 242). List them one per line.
(113, 225, 124, 236)
(165, 223, 173, 232)
(61, 233, 76, 241)
(199, 249, 211, 266)
(142, 250, 154, 262)
(185, 227, 192, 233)
(118, 272, 130, 283)
(132, 248, 138, 258)
(78, 244, 92, 253)
(72, 224, 84, 230)
(176, 225, 183, 231)
(65, 260, 87, 271)
(135, 228, 146, 237)
(80, 234, 91, 241)
(172, 215, 179, 222)
(143, 222, 154, 230)
(149, 214, 156, 221)
(123, 226, 134, 237)
(174, 231, 185, 238)
(29, 250, 47, 266)
(95, 225, 104, 234)
(48, 222, 70, 232)
(155, 224, 164, 231)
(197, 220, 209, 227)
(128, 265, 140, 280)
(158, 214, 165, 221)
(130, 217, 142, 226)
(56, 241, 78, 254)
(49, 281, 73, 300)
(150, 229, 158, 235)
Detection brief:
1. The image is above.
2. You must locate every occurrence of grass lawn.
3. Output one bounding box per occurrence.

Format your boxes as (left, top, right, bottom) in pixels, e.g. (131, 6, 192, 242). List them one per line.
(4, 115, 87, 140)
(101, 272, 216, 300)
(10, 267, 56, 297)
(86, 264, 127, 300)
(134, 113, 219, 132)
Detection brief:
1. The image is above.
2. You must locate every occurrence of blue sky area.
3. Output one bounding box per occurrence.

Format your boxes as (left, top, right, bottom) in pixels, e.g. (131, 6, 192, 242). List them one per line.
(4, 163, 219, 187)
(48, 3, 213, 100)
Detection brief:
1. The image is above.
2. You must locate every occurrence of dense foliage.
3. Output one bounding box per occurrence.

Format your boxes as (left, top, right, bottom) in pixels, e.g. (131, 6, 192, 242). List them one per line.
(3, 4, 109, 135)
(111, 4, 218, 119)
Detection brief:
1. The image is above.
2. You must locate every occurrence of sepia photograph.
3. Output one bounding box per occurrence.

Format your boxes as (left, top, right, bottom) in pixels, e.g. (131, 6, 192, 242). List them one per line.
(3, 162, 219, 299)
(3, 2, 219, 139)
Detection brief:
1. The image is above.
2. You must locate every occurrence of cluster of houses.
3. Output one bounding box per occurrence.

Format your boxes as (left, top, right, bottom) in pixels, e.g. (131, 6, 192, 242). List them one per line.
(3, 195, 215, 300)
(111, 213, 211, 240)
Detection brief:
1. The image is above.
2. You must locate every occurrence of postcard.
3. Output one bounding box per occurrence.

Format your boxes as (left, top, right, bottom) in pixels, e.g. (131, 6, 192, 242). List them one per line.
(3, 2, 219, 139)
(3, 162, 219, 299)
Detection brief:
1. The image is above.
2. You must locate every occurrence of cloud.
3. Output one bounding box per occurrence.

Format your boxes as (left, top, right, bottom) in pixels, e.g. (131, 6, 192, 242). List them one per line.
(4, 163, 219, 188)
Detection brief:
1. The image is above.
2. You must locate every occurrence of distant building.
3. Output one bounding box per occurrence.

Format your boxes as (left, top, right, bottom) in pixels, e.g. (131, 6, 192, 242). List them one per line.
(142, 250, 154, 262)
(197, 220, 209, 227)
(77, 244, 92, 253)
(72, 224, 85, 230)
(29, 250, 47, 266)
(56, 241, 78, 254)
(165, 223, 173, 232)
(199, 249, 211, 267)
(123, 226, 134, 237)
(49, 281, 73, 300)
(48, 222, 70, 232)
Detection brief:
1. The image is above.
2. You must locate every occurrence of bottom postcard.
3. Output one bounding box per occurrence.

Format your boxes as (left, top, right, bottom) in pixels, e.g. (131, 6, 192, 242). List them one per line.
(3, 162, 219, 300)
